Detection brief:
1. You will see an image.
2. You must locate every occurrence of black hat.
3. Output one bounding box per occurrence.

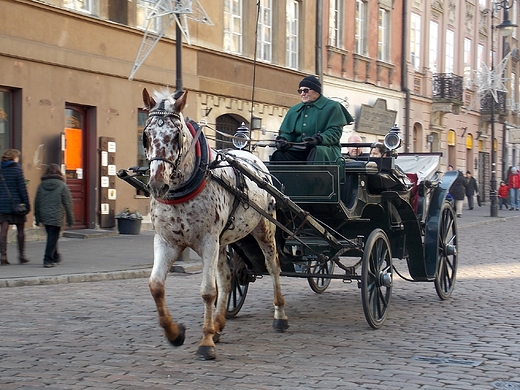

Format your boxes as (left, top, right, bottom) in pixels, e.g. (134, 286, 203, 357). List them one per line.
(299, 75, 322, 94)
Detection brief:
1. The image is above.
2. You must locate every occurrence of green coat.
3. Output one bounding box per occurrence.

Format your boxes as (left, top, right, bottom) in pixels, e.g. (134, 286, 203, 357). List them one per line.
(279, 94, 353, 162)
(34, 175, 75, 227)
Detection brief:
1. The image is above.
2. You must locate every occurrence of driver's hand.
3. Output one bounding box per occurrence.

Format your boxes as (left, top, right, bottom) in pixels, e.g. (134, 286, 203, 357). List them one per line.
(275, 136, 290, 151)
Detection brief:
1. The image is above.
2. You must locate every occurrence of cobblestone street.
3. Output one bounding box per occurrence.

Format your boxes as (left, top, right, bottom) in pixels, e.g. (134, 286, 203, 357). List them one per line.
(1, 219, 520, 389)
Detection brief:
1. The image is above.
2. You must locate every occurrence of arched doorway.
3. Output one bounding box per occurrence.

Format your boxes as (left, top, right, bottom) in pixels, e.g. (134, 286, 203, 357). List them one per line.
(215, 114, 248, 150)
(447, 129, 456, 168)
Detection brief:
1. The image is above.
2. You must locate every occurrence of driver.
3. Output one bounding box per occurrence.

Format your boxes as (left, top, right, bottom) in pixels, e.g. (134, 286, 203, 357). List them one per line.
(271, 75, 353, 163)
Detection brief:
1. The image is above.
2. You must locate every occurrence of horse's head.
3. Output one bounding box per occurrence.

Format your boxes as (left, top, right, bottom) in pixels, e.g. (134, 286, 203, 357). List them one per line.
(142, 88, 190, 199)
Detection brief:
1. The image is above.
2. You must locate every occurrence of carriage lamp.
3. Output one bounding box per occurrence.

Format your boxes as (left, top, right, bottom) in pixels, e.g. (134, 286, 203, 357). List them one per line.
(384, 124, 402, 152)
(233, 122, 250, 149)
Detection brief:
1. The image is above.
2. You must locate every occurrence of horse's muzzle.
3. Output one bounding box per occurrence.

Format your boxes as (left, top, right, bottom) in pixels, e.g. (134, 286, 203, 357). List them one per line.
(149, 179, 170, 199)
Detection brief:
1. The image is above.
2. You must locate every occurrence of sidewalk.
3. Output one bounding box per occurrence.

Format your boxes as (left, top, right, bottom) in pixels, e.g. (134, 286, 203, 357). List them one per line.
(0, 203, 518, 288)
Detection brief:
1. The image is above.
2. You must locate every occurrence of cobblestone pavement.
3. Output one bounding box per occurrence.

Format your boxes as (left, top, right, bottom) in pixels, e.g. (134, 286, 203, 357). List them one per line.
(1, 219, 520, 389)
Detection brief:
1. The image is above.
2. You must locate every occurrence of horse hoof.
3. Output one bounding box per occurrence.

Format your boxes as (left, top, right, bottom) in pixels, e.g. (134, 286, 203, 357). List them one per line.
(196, 346, 216, 360)
(213, 332, 221, 343)
(168, 323, 186, 347)
(273, 319, 289, 332)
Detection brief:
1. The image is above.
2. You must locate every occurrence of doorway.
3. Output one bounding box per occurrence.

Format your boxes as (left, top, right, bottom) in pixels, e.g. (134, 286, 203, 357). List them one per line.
(64, 105, 94, 229)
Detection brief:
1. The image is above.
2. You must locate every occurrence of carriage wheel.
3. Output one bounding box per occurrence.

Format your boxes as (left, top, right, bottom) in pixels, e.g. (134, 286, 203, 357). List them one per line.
(361, 229, 393, 329)
(307, 258, 335, 294)
(434, 202, 458, 300)
(225, 246, 250, 319)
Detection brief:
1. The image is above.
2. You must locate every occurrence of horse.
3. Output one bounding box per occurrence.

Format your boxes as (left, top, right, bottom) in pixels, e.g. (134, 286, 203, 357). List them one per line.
(141, 88, 289, 360)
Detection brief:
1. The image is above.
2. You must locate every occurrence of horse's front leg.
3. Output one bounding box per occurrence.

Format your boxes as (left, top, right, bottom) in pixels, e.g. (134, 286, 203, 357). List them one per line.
(149, 235, 186, 347)
(196, 238, 220, 360)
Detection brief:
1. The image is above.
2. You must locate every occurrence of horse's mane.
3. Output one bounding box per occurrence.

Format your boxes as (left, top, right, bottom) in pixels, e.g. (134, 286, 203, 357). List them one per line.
(151, 89, 176, 110)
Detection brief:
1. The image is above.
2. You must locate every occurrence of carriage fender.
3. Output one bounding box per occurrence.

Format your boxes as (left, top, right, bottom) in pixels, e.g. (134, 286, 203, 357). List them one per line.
(423, 170, 458, 279)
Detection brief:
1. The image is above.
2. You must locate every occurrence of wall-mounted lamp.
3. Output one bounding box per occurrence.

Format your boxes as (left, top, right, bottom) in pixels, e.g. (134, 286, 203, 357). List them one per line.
(251, 116, 262, 131)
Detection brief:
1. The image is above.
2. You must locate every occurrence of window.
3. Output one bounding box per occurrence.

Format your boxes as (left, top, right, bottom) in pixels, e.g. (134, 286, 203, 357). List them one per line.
(464, 38, 472, 88)
(286, 0, 299, 69)
(410, 13, 421, 70)
(224, 0, 242, 54)
(355, 0, 368, 55)
(378, 8, 390, 61)
(136, 0, 163, 32)
(63, 0, 94, 14)
(108, 0, 127, 24)
(0, 90, 12, 153)
(445, 29, 454, 73)
(329, 0, 343, 48)
(478, 43, 485, 71)
(257, 0, 272, 62)
(429, 21, 438, 73)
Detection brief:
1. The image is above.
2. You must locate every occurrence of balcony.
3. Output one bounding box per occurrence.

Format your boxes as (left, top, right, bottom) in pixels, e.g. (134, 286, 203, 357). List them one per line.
(432, 73, 463, 102)
(432, 73, 463, 114)
(480, 91, 507, 123)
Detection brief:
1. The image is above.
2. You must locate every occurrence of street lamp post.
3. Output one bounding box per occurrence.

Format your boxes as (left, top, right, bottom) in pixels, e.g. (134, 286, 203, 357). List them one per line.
(489, 1, 517, 217)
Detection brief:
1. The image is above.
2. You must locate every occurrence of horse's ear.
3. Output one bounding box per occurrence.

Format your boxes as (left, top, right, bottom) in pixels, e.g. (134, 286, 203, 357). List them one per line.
(142, 88, 156, 110)
(174, 90, 188, 113)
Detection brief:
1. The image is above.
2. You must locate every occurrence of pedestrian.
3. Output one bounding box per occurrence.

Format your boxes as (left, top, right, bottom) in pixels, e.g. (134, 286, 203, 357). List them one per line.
(449, 169, 466, 218)
(34, 163, 75, 268)
(447, 164, 454, 171)
(0, 149, 31, 265)
(271, 75, 353, 162)
(508, 166, 520, 211)
(498, 180, 510, 210)
(465, 171, 479, 210)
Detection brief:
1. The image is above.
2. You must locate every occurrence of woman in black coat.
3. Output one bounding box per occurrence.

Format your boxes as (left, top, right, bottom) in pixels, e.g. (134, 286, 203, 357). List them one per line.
(450, 170, 466, 218)
(0, 149, 31, 265)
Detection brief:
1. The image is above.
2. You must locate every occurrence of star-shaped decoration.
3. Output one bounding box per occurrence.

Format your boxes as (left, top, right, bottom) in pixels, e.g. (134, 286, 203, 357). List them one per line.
(474, 52, 511, 103)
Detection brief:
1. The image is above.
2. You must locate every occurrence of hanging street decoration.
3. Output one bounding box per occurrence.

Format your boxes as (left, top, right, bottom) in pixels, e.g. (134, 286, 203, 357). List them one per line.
(129, 0, 213, 80)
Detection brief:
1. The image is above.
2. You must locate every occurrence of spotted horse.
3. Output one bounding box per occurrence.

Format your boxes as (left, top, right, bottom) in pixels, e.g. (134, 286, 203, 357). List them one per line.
(141, 88, 288, 360)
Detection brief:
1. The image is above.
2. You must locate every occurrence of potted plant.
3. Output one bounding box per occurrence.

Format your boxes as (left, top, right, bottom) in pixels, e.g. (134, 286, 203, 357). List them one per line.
(115, 208, 143, 235)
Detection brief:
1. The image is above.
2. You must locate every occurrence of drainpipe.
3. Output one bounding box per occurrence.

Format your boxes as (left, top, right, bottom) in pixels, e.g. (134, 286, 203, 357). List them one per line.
(401, 0, 410, 152)
(316, 0, 323, 81)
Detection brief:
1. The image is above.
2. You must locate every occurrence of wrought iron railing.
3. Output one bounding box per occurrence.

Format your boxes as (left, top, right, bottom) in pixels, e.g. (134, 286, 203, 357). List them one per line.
(432, 73, 463, 102)
(480, 91, 507, 114)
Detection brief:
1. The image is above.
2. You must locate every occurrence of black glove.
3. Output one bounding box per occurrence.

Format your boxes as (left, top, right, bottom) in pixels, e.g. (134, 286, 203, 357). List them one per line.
(302, 134, 322, 148)
(275, 136, 290, 151)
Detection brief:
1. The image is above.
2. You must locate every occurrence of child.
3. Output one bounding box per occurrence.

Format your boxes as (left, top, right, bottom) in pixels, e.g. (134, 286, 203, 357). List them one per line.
(498, 180, 510, 210)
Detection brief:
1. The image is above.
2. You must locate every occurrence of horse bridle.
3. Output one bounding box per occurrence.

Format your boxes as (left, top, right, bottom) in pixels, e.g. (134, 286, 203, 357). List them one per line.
(145, 107, 186, 178)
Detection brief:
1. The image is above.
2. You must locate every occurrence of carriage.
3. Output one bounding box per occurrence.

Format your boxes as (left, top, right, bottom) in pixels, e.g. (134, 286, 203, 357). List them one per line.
(214, 131, 458, 329)
(117, 89, 458, 359)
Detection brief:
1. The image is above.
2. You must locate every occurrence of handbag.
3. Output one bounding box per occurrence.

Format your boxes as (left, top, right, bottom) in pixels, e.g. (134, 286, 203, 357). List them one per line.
(477, 194, 482, 207)
(0, 168, 29, 216)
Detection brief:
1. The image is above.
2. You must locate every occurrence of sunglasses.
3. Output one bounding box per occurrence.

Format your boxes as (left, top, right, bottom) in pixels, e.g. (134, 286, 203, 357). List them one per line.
(297, 88, 311, 95)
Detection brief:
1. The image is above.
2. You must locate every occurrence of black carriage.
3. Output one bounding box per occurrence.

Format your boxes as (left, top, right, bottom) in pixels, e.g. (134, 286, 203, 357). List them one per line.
(219, 129, 458, 329)
(119, 126, 459, 330)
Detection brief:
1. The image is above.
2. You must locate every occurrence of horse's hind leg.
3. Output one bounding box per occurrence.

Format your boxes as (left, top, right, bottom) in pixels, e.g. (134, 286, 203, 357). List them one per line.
(149, 235, 186, 347)
(252, 220, 289, 332)
(212, 245, 231, 343)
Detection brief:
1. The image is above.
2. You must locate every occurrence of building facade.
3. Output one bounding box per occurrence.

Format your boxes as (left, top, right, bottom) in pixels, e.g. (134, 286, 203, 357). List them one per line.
(0, 0, 318, 230)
